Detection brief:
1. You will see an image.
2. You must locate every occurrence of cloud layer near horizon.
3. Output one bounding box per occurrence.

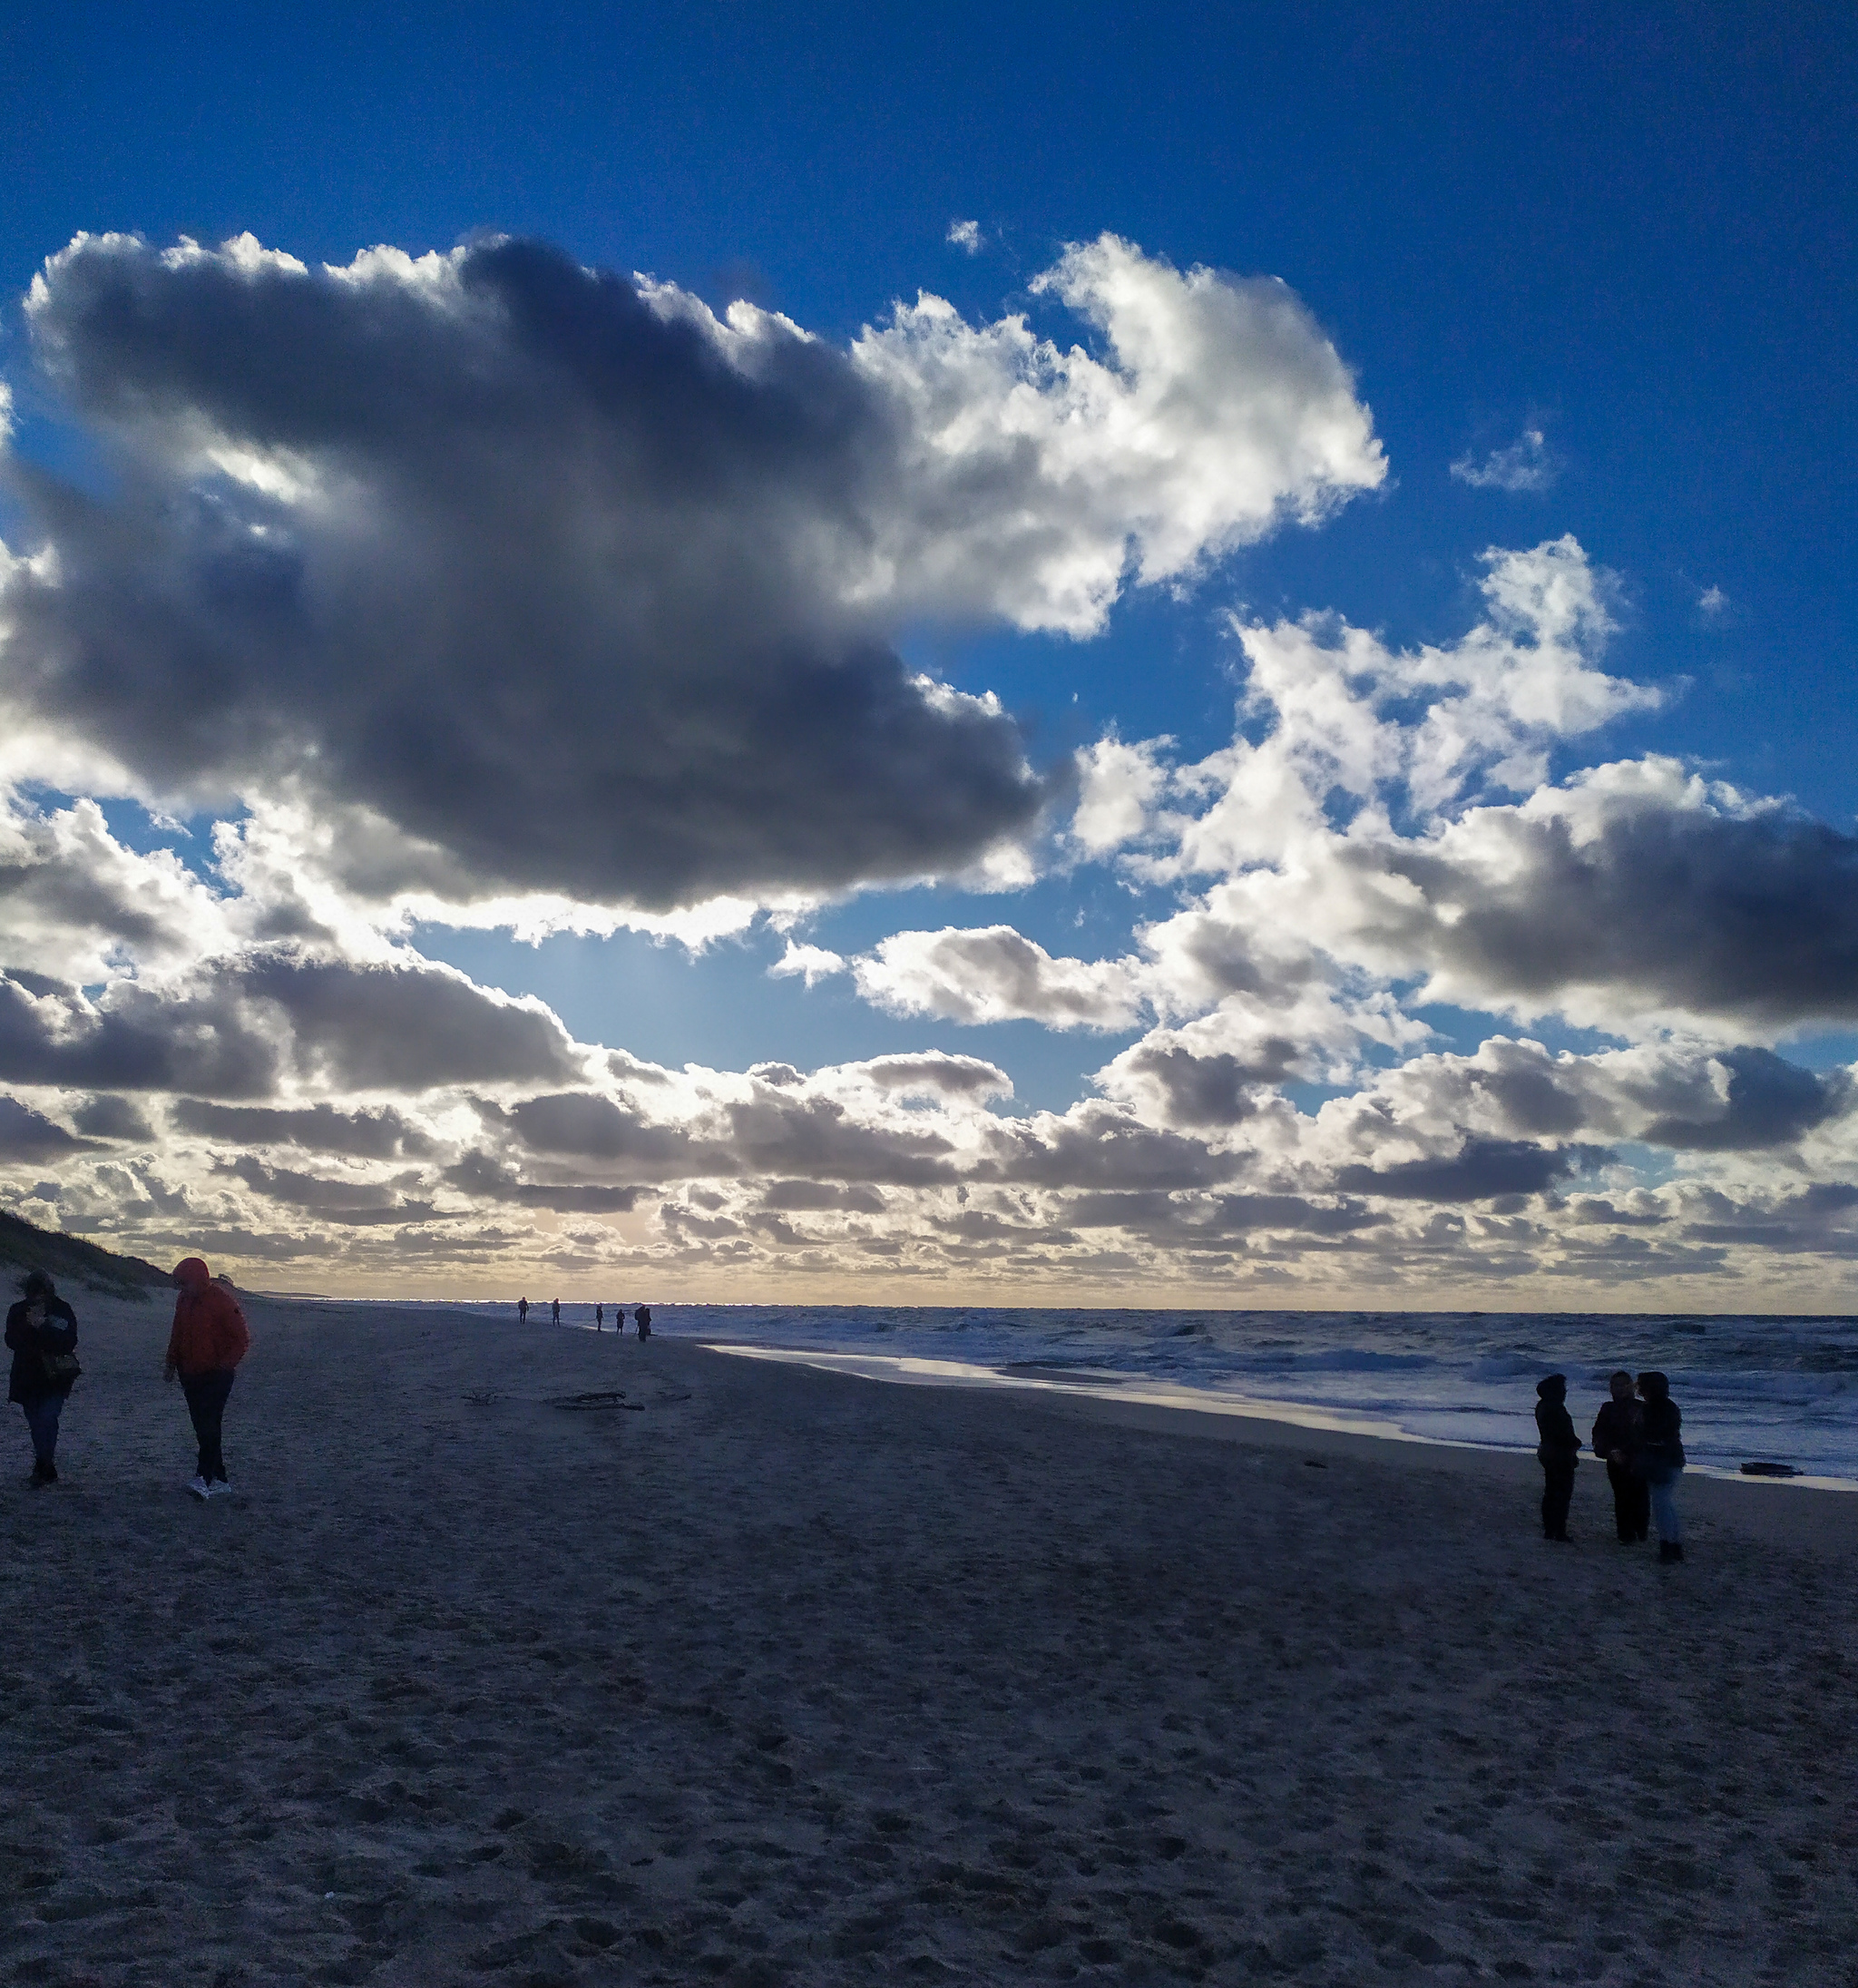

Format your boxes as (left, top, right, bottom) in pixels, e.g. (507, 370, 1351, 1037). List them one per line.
(1, 229, 1855, 1301)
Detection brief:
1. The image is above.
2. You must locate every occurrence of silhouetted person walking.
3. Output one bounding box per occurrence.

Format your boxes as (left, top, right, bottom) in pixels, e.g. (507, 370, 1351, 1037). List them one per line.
(635, 1305, 650, 1340)
(1592, 1370, 1649, 1542)
(1535, 1374, 1579, 1541)
(595, 1304, 603, 1332)
(165, 1258, 250, 1499)
(1633, 1372, 1687, 1562)
(518, 1296, 529, 1324)
(6, 1269, 79, 1486)
(552, 1298, 561, 1327)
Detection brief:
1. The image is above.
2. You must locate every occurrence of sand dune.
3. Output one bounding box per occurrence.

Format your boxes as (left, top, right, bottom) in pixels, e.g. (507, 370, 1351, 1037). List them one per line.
(3, 1296, 1856, 1985)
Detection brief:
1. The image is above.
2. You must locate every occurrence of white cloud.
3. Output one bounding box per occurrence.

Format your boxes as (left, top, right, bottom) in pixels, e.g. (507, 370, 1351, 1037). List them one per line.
(1698, 583, 1728, 617)
(768, 940, 846, 986)
(1451, 426, 1556, 493)
(1071, 733, 1172, 855)
(853, 925, 1149, 1030)
(946, 219, 983, 253)
(849, 232, 1385, 634)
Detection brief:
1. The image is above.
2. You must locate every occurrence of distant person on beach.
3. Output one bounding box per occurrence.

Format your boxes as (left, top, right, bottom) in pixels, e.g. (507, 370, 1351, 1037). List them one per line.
(1633, 1372, 1687, 1563)
(635, 1305, 650, 1340)
(165, 1258, 251, 1500)
(6, 1269, 80, 1487)
(1535, 1374, 1580, 1542)
(552, 1298, 561, 1326)
(1592, 1371, 1649, 1543)
(518, 1297, 529, 1324)
(595, 1304, 603, 1332)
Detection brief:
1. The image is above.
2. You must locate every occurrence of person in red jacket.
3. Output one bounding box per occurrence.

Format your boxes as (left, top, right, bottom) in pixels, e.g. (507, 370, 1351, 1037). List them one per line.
(165, 1258, 251, 1500)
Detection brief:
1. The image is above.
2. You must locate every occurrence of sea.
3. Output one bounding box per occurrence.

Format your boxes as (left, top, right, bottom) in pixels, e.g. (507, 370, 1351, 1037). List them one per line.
(411, 1300, 1858, 1487)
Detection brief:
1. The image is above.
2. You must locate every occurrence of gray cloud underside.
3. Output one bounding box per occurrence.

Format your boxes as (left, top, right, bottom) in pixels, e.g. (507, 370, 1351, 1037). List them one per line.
(0, 956, 576, 1096)
(7, 237, 1050, 906)
(1370, 802, 1858, 1026)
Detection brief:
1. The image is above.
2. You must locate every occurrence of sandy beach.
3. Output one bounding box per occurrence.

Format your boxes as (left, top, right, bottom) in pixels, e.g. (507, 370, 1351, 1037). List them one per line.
(4, 1297, 1857, 1988)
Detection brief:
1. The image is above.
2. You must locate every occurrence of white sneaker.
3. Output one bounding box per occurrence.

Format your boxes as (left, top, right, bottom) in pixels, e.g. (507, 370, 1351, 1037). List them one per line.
(187, 1474, 210, 1500)
(205, 1479, 233, 1498)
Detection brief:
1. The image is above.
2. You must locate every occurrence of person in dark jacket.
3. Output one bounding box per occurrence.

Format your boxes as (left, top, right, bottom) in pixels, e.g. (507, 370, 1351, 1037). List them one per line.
(1535, 1374, 1580, 1541)
(634, 1305, 651, 1341)
(1592, 1370, 1649, 1543)
(1633, 1371, 1687, 1563)
(551, 1298, 561, 1327)
(165, 1258, 251, 1499)
(5, 1269, 79, 1486)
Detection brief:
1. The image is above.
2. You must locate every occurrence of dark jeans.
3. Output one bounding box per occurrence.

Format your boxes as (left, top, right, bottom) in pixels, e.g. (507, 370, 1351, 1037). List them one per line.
(21, 1394, 62, 1467)
(1606, 1459, 1650, 1541)
(1540, 1455, 1576, 1538)
(181, 1369, 236, 1482)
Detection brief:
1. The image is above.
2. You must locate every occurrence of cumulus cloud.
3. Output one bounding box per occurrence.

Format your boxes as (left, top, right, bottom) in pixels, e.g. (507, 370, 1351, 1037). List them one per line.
(768, 940, 846, 986)
(946, 220, 983, 253)
(0, 1095, 100, 1160)
(1451, 426, 1556, 493)
(1, 229, 1380, 916)
(853, 925, 1147, 1029)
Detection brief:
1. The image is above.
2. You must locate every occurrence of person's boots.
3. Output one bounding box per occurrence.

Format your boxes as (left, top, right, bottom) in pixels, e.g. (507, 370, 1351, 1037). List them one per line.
(1658, 1540, 1684, 1563)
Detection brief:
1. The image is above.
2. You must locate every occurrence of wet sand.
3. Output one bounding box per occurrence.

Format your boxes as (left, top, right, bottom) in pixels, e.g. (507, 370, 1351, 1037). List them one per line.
(4, 1295, 1856, 1986)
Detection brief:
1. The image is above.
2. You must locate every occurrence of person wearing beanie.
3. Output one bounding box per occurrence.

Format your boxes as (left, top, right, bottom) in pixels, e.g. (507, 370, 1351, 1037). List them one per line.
(1633, 1371, 1687, 1563)
(165, 1258, 251, 1499)
(1534, 1374, 1580, 1542)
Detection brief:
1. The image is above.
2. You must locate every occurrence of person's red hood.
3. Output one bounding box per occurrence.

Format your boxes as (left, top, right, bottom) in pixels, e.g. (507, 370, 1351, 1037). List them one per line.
(171, 1257, 211, 1292)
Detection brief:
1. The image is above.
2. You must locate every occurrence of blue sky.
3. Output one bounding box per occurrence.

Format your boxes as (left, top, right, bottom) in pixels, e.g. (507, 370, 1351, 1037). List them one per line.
(0, 4, 1853, 1299)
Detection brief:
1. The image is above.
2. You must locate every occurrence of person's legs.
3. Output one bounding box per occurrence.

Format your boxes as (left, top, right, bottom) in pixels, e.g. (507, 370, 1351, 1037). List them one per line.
(1540, 1459, 1574, 1538)
(1628, 1472, 1650, 1541)
(1606, 1461, 1638, 1541)
(181, 1370, 235, 1483)
(22, 1395, 62, 1475)
(1648, 1468, 1683, 1556)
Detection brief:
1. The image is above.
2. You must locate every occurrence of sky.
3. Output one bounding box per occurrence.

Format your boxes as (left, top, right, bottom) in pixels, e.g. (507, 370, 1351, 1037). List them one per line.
(0, 1, 1853, 1305)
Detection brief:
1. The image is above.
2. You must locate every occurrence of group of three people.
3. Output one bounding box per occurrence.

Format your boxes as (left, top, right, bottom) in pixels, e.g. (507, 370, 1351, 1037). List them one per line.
(5, 1258, 250, 1497)
(1536, 1369, 1687, 1562)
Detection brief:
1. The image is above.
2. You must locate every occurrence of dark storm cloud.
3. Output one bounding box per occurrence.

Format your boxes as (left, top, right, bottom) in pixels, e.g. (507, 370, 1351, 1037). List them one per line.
(8, 232, 1047, 908)
(237, 956, 577, 1090)
(1680, 1181, 1858, 1254)
(71, 1093, 156, 1141)
(979, 1102, 1238, 1191)
(500, 1084, 959, 1185)
(443, 1151, 642, 1214)
(758, 1179, 887, 1212)
(220, 1154, 417, 1218)
(0, 955, 574, 1098)
(1334, 1138, 1599, 1203)
(1374, 799, 1858, 1026)
(0, 1095, 99, 1160)
(1064, 1188, 1383, 1240)
(0, 971, 278, 1096)
(1102, 1038, 1299, 1130)
(171, 1098, 436, 1157)
(1642, 1049, 1848, 1151)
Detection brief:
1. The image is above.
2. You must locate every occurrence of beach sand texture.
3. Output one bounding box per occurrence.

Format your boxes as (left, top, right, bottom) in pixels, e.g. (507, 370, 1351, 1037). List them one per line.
(4, 1298, 1857, 1987)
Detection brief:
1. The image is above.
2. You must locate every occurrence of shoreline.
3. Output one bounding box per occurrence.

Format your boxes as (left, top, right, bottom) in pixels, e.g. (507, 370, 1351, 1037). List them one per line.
(702, 1339, 1858, 1498)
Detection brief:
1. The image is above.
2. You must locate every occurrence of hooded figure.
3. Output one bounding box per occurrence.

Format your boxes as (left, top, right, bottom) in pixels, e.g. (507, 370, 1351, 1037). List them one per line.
(1535, 1374, 1580, 1542)
(165, 1258, 251, 1500)
(1633, 1372, 1687, 1563)
(5, 1268, 79, 1485)
(1592, 1370, 1649, 1543)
